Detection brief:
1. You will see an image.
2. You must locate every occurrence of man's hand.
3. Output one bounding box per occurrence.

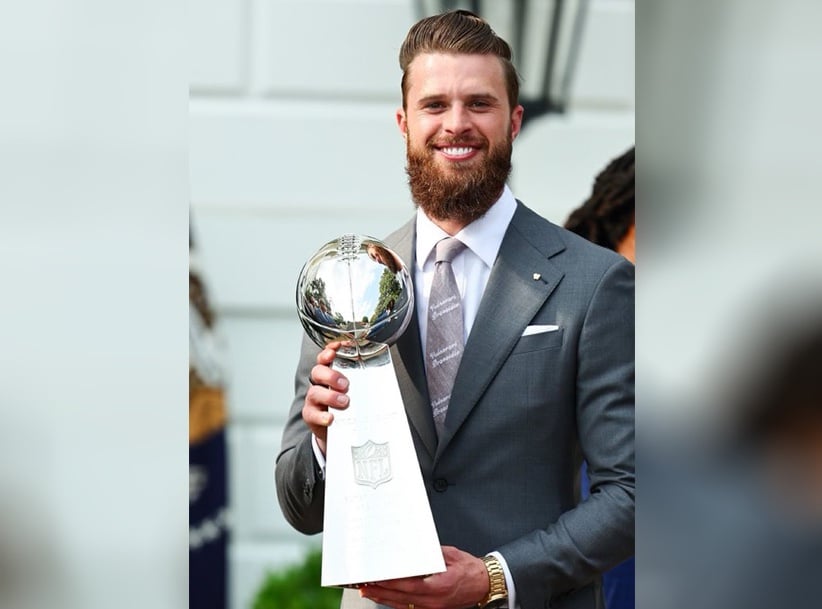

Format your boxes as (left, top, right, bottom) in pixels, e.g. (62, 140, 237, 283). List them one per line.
(303, 341, 350, 456)
(359, 546, 489, 609)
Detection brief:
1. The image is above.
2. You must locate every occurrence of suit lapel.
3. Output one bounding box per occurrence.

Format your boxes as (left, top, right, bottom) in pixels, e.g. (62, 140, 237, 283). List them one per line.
(435, 203, 566, 457)
(386, 220, 438, 460)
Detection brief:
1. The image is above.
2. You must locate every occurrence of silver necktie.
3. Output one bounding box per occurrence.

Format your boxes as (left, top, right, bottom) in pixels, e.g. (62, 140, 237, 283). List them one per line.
(425, 237, 466, 437)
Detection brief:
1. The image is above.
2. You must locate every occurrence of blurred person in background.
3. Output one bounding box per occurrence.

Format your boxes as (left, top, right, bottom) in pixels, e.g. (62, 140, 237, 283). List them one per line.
(635, 0, 822, 605)
(190, 227, 230, 609)
(639, 288, 822, 609)
(565, 147, 635, 265)
(564, 146, 635, 609)
(734, 305, 822, 524)
(276, 10, 634, 609)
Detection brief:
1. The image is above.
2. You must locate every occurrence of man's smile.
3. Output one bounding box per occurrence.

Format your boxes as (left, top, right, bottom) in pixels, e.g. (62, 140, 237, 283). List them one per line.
(437, 146, 478, 160)
(431, 141, 485, 162)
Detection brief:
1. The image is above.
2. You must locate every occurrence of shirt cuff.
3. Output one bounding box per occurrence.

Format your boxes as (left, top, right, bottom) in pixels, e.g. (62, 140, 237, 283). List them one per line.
(488, 551, 517, 609)
(311, 434, 327, 480)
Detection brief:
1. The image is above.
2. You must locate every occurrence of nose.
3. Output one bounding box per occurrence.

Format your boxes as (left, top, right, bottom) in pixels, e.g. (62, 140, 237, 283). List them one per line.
(442, 104, 471, 135)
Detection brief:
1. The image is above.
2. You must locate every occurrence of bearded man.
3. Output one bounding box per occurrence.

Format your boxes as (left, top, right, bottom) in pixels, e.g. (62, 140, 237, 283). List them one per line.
(275, 10, 635, 609)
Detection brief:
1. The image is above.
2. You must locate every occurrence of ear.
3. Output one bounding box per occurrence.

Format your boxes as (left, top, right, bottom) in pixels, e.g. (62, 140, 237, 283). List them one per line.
(510, 104, 524, 141)
(396, 108, 408, 139)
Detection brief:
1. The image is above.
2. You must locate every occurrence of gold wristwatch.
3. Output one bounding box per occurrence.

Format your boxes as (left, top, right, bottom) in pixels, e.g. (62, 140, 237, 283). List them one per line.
(478, 555, 508, 608)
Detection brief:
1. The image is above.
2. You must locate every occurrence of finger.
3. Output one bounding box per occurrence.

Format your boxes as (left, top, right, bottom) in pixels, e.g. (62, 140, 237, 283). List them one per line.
(360, 577, 433, 598)
(316, 341, 343, 365)
(309, 364, 350, 393)
(357, 586, 405, 608)
(302, 398, 333, 442)
(374, 601, 427, 609)
(359, 587, 433, 609)
(303, 411, 332, 435)
(305, 386, 349, 415)
(357, 596, 408, 609)
(303, 385, 348, 437)
(369, 576, 426, 590)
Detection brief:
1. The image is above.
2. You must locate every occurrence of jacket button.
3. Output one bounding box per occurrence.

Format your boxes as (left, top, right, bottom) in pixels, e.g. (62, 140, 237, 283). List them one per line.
(433, 478, 448, 492)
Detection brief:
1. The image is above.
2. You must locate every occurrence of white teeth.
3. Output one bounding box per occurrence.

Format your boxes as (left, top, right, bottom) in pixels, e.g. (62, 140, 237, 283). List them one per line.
(442, 147, 472, 156)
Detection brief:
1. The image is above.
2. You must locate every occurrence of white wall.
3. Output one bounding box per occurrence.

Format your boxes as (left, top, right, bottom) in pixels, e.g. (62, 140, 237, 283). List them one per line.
(188, 2, 633, 607)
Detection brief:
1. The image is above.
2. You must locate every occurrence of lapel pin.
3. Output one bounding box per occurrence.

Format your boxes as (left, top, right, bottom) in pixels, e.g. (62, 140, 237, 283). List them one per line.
(532, 273, 541, 281)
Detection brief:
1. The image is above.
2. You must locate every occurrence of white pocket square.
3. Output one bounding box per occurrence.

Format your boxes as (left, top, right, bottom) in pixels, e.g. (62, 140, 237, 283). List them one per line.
(522, 324, 559, 337)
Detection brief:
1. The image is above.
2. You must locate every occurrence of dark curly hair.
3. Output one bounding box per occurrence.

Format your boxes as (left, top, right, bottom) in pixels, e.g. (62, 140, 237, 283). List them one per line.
(564, 146, 634, 252)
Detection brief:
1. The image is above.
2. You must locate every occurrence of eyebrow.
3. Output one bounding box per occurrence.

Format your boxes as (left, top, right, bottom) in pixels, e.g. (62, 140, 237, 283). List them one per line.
(415, 92, 501, 106)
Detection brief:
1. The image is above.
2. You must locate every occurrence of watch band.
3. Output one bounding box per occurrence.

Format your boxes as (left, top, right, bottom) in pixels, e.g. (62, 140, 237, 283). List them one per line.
(479, 555, 508, 608)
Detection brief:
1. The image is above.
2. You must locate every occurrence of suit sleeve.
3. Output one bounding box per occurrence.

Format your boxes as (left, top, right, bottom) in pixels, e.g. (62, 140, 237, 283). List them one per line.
(498, 257, 635, 607)
(274, 333, 326, 535)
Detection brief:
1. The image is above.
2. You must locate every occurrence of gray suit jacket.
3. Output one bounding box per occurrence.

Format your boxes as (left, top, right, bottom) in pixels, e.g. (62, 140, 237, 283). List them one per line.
(276, 202, 635, 609)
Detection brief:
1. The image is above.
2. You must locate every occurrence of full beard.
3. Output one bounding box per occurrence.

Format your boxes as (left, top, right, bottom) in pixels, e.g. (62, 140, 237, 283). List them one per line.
(405, 134, 513, 227)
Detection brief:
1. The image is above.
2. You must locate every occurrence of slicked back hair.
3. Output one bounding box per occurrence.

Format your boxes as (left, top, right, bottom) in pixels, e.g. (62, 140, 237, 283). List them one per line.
(399, 9, 520, 110)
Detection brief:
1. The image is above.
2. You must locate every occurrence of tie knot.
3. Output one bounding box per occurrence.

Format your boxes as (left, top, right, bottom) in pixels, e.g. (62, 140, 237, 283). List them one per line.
(435, 237, 466, 264)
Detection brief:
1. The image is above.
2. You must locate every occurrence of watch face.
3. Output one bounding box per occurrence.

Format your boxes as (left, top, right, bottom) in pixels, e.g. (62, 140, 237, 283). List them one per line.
(485, 600, 508, 609)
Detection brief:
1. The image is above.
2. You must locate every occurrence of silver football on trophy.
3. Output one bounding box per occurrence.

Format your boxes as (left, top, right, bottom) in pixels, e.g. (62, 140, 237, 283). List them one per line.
(296, 234, 414, 361)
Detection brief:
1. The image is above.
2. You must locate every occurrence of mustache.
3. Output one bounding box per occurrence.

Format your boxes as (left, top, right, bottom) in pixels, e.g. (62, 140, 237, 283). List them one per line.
(427, 135, 488, 148)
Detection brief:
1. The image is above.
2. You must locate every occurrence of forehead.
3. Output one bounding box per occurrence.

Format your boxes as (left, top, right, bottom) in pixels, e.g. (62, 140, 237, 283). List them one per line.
(405, 52, 507, 98)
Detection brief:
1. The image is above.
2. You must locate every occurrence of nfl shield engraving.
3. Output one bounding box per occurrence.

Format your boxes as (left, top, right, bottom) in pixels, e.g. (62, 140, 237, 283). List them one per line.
(296, 235, 445, 587)
(351, 440, 392, 489)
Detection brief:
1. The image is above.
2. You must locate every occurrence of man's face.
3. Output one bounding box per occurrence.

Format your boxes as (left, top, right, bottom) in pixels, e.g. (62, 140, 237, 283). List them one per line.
(397, 53, 524, 228)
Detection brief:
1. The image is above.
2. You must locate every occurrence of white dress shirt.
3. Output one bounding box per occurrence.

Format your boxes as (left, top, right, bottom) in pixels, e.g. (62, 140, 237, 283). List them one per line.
(414, 185, 517, 349)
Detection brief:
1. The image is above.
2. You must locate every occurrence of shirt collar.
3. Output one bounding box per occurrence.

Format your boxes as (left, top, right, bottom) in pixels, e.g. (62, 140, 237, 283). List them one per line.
(415, 184, 518, 270)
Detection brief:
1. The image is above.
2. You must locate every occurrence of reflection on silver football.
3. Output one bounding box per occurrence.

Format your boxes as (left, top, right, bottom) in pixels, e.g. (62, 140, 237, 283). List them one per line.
(296, 234, 414, 361)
